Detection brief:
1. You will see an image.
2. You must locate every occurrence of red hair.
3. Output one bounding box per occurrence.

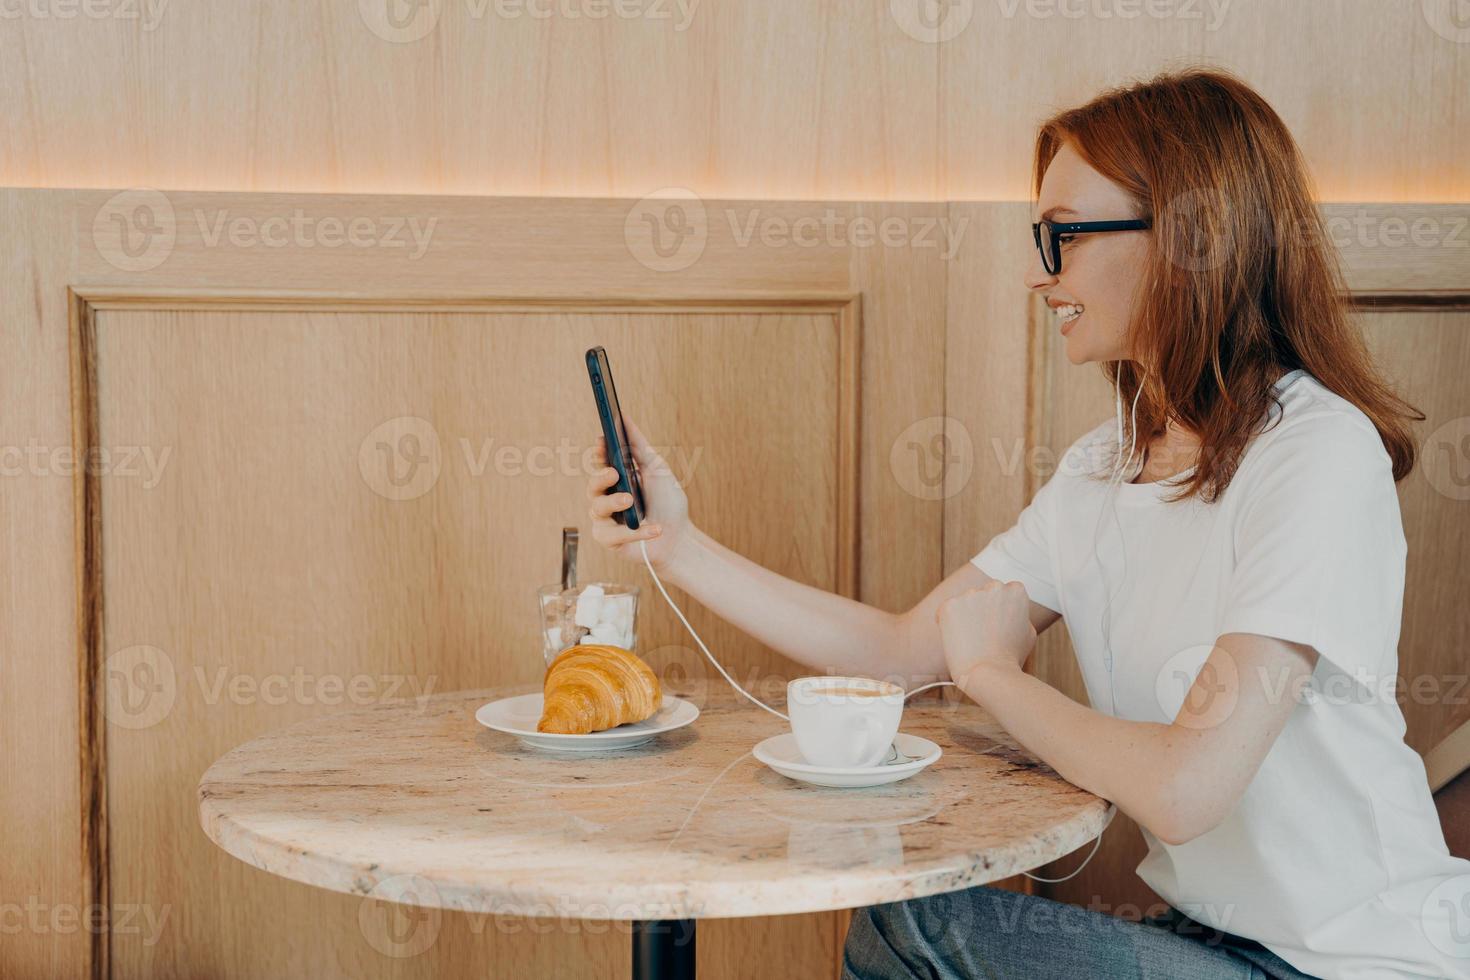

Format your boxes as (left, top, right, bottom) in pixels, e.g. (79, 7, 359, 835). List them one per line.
(1035, 67, 1424, 503)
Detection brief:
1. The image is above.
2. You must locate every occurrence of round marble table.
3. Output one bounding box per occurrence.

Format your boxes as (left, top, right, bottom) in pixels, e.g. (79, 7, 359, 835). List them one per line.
(198, 681, 1109, 978)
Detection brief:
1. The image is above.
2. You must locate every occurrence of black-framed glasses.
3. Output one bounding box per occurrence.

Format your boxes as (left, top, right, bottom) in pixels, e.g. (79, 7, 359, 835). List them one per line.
(1032, 218, 1151, 275)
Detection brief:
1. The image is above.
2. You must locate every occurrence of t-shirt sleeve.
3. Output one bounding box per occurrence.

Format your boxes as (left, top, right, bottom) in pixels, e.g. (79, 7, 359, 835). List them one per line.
(1216, 416, 1406, 685)
(970, 468, 1064, 614)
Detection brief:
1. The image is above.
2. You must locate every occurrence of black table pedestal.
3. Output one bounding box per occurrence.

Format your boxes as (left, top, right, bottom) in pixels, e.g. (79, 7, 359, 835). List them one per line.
(631, 918, 696, 979)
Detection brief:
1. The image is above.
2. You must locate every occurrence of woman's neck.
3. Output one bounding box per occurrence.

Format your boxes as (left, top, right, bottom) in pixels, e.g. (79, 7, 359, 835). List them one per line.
(1128, 421, 1201, 484)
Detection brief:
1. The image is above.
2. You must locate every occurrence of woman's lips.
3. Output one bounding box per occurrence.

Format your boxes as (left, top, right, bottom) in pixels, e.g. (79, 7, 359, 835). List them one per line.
(1055, 303, 1084, 335)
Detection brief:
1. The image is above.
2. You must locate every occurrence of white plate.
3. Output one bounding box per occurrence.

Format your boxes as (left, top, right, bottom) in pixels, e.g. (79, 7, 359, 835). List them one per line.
(753, 732, 941, 788)
(475, 693, 699, 751)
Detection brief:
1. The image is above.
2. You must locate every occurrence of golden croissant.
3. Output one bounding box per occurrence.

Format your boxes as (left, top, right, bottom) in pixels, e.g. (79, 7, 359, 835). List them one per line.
(537, 644, 662, 734)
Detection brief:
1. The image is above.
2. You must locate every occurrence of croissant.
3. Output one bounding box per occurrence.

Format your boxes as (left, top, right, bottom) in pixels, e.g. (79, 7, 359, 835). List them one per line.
(537, 644, 662, 734)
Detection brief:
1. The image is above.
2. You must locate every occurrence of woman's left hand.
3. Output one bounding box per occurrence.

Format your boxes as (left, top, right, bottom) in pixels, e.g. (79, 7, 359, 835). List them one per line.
(936, 580, 1038, 688)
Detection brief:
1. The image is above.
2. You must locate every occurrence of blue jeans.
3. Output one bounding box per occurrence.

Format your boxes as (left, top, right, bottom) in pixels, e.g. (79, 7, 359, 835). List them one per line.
(843, 886, 1317, 980)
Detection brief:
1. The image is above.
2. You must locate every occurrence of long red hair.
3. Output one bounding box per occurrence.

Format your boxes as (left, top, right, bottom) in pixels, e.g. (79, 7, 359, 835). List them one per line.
(1035, 67, 1424, 503)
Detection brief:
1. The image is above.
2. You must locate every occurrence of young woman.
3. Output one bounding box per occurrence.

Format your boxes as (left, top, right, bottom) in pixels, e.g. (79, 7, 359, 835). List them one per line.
(585, 68, 1468, 979)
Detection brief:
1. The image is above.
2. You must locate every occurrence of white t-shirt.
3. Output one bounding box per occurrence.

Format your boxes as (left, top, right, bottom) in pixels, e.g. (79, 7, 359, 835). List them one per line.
(972, 369, 1470, 979)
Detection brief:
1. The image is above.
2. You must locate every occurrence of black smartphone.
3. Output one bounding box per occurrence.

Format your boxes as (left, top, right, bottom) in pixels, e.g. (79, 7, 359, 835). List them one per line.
(586, 346, 647, 530)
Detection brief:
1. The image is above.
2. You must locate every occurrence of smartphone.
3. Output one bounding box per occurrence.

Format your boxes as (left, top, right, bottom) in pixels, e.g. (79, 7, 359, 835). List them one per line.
(586, 346, 647, 530)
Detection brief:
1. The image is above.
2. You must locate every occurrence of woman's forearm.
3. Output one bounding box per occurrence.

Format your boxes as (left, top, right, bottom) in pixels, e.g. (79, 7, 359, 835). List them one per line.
(958, 662, 1205, 844)
(656, 525, 934, 684)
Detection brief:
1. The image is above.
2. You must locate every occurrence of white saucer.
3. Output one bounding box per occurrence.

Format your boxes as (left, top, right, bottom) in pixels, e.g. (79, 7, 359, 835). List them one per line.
(475, 693, 699, 751)
(753, 732, 941, 788)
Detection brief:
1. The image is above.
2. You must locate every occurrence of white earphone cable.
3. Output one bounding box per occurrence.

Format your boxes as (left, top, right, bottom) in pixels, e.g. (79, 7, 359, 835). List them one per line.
(635, 535, 1104, 883)
(1089, 366, 1144, 716)
(636, 538, 960, 718)
(638, 537, 792, 722)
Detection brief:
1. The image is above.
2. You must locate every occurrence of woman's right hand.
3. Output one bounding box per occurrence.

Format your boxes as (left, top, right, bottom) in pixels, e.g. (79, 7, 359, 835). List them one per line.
(586, 418, 692, 573)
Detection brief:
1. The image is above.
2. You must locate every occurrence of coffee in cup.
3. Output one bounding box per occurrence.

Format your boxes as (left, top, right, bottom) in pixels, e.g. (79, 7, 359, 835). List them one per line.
(786, 676, 904, 768)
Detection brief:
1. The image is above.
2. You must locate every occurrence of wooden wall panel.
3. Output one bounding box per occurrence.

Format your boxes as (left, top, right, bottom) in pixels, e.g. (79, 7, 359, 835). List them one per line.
(941, 0, 1469, 202)
(95, 307, 851, 978)
(1364, 311, 1470, 756)
(0, 0, 940, 201)
(0, 190, 89, 980)
(0, 188, 947, 979)
(2, 2, 1466, 201)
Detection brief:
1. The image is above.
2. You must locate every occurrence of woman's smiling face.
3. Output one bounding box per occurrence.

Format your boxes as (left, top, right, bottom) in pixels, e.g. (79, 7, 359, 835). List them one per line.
(1025, 141, 1152, 365)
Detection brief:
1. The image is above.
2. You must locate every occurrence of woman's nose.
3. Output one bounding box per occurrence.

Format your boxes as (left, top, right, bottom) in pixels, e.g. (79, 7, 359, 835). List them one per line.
(1023, 249, 1058, 292)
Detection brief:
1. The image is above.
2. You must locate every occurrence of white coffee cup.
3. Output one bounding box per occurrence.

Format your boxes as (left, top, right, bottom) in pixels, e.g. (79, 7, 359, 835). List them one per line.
(786, 676, 904, 768)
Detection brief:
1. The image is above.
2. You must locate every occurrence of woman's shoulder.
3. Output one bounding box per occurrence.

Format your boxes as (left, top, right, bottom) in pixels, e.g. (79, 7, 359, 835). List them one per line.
(1223, 376, 1397, 523)
(1241, 374, 1389, 475)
